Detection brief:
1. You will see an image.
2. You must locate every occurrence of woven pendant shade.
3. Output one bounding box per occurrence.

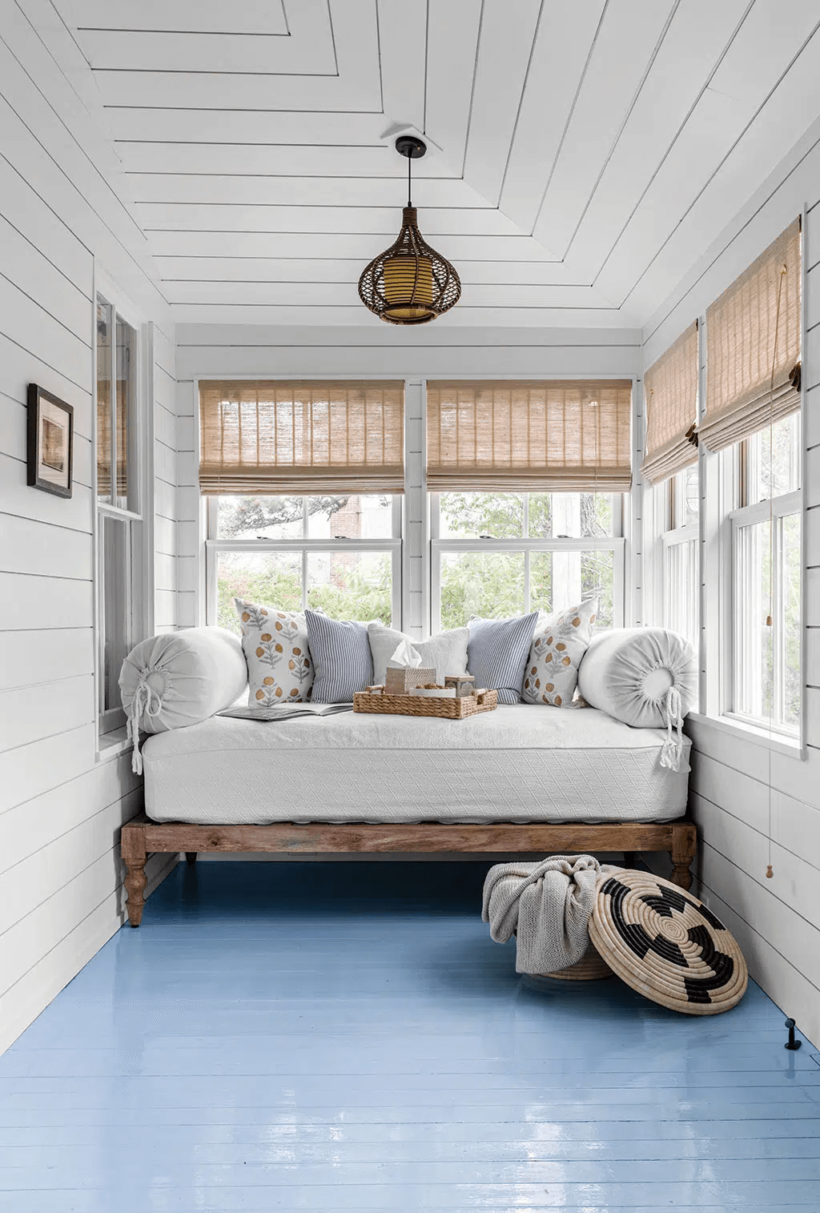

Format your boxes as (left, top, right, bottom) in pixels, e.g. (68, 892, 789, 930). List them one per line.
(359, 206, 460, 325)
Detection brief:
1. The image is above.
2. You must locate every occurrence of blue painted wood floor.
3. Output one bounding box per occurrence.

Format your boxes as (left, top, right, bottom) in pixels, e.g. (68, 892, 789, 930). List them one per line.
(1, 861, 819, 1211)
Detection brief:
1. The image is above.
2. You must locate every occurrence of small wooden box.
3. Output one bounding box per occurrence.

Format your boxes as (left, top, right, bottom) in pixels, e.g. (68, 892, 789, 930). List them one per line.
(384, 666, 437, 695)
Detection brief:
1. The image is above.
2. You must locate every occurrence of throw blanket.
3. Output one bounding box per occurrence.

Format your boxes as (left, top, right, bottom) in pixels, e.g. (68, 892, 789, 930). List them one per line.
(482, 854, 618, 974)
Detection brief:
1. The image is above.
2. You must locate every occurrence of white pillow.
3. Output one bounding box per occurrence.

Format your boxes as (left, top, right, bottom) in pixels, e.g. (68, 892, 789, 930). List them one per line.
(578, 626, 697, 727)
(367, 622, 469, 686)
(522, 599, 598, 707)
(235, 598, 314, 706)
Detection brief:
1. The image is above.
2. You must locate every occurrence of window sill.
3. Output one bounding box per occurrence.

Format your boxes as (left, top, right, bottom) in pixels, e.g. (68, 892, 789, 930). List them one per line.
(97, 726, 134, 764)
(687, 711, 804, 759)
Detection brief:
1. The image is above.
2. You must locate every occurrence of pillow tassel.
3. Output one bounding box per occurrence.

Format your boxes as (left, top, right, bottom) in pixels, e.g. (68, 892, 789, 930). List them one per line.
(660, 685, 689, 774)
(126, 676, 164, 776)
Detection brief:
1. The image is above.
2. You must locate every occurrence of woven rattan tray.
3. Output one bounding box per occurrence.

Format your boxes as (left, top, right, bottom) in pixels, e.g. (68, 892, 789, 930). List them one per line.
(353, 689, 498, 719)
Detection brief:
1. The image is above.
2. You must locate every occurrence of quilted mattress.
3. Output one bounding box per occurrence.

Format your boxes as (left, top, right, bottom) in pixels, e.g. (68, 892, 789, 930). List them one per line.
(142, 705, 690, 826)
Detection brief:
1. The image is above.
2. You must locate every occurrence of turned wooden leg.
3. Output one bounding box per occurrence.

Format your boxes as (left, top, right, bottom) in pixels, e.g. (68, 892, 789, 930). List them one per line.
(122, 818, 148, 927)
(185, 852, 197, 866)
(670, 822, 697, 892)
(124, 860, 147, 927)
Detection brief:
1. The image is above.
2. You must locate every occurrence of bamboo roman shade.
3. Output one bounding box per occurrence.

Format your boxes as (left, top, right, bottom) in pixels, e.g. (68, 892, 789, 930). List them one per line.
(641, 323, 699, 485)
(701, 219, 801, 453)
(198, 380, 405, 495)
(426, 380, 633, 492)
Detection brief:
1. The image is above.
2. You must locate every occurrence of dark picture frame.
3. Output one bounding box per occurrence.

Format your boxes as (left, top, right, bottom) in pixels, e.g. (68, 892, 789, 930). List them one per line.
(27, 384, 74, 498)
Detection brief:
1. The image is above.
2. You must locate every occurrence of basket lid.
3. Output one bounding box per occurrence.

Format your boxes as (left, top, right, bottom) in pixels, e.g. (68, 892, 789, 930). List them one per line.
(589, 870, 748, 1015)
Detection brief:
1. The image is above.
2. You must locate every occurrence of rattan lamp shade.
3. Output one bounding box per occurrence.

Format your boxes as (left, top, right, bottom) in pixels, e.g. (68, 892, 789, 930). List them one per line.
(359, 207, 460, 325)
(641, 323, 699, 486)
(198, 380, 405, 495)
(701, 219, 801, 452)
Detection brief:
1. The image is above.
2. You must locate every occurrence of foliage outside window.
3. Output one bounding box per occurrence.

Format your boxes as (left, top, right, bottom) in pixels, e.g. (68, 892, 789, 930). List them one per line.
(432, 492, 622, 631)
(731, 414, 801, 735)
(208, 495, 400, 631)
(96, 294, 143, 735)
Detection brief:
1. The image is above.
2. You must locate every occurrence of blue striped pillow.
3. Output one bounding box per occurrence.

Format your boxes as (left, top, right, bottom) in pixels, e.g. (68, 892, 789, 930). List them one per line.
(468, 612, 540, 704)
(305, 611, 374, 703)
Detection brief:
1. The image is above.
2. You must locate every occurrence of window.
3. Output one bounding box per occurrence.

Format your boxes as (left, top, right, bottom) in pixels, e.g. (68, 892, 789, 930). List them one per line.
(431, 492, 623, 631)
(95, 293, 145, 735)
(661, 464, 700, 651)
(206, 494, 402, 631)
(730, 414, 801, 735)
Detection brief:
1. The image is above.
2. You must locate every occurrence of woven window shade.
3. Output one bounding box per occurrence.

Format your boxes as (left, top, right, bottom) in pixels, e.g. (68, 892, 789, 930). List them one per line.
(701, 219, 801, 453)
(641, 323, 699, 485)
(426, 380, 633, 492)
(198, 380, 405, 495)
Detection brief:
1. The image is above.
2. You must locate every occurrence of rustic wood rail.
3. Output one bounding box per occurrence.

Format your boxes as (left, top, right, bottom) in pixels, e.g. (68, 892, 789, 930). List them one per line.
(121, 816, 697, 927)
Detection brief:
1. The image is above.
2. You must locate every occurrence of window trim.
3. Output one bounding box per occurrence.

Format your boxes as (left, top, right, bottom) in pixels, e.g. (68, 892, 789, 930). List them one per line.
(92, 269, 151, 752)
(204, 495, 403, 630)
(429, 492, 625, 633)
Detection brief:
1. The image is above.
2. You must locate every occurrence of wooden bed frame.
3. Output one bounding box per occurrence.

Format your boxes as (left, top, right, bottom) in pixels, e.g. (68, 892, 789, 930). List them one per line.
(120, 816, 697, 926)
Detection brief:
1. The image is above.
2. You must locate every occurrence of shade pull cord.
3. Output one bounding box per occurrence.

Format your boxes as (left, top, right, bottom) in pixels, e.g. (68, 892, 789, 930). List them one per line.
(660, 684, 689, 774)
(126, 676, 164, 776)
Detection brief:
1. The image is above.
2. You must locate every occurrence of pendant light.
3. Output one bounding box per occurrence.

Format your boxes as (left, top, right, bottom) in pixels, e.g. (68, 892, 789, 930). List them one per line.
(358, 136, 461, 324)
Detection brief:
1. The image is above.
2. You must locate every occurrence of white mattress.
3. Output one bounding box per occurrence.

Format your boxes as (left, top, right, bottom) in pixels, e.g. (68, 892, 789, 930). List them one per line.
(142, 705, 690, 826)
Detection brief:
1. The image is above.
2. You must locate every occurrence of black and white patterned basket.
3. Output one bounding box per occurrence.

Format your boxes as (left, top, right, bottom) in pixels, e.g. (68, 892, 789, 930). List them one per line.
(590, 871, 748, 1015)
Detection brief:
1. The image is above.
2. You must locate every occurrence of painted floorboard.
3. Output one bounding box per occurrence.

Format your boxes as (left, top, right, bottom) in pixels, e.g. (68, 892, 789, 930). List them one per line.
(0, 862, 817, 1211)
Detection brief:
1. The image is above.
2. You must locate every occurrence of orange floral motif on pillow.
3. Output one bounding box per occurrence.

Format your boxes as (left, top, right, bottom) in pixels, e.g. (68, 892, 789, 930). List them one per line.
(234, 598, 314, 707)
(522, 600, 597, 707)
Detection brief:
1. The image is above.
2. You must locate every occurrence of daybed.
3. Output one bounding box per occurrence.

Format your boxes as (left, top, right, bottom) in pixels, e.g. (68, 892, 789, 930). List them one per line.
(120, 625, 697, 926)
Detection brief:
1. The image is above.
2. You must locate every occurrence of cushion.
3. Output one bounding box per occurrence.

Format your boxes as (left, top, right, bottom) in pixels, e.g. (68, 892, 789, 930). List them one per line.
(368, 622, 470, 686)
(467, 612, 540, 704)
(306, 610, 374, 703)
(577, 626, 697, 728)
(234, 598, 314, 707)
(120, 627, 247, 735)
(522, 599, 598, 707)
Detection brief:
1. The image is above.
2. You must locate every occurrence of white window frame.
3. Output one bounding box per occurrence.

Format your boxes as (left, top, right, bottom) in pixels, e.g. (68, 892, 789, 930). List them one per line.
(429, 493, 625, 632)
(93, 273, 151, 746)
(204, 495, 403, 628)
(660, 470, 700, 651)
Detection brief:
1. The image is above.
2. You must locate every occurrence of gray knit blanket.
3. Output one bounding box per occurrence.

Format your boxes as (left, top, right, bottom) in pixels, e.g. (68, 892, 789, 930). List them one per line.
(481, 854, 618, 974)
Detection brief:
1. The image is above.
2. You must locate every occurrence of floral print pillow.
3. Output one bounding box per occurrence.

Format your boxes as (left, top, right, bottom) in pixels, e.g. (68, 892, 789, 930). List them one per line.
(522, 599, 597, 707)
(234, 598, 314, 706)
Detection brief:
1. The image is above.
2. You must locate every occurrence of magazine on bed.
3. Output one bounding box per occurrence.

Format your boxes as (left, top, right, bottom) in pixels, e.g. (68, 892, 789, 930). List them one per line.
(218, 702, 353, 722)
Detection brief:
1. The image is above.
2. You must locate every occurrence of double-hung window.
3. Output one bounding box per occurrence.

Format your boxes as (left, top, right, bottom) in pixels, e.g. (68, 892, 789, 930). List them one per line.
(198, 380, 405, 631)
(206, 494, 402, 631)
(661, 465, 700, 651)
(730, 414, 801, 735)
(95, 292, 145, 736)
(431, 492, 624, 630)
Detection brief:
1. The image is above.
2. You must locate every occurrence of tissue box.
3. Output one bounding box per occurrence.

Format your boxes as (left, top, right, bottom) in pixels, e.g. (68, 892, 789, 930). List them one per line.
(385, 666, 437, 695)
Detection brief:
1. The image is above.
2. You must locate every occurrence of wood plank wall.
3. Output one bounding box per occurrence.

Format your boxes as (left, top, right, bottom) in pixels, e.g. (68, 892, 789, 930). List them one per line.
(641, 120, 820, 1045)
(0, 8, 179, 1052)
(175, 325, 643, 631)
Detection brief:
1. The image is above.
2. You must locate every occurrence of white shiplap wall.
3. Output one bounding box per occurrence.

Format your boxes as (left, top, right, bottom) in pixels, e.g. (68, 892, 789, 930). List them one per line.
(641, 119, 820, 1046)
(175, 324, 643, 631)
(0, 9, 178, 1051)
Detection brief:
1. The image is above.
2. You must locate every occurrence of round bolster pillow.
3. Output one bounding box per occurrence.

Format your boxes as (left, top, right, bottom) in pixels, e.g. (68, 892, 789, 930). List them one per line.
(120, 627, 247, 772)
(577, 627, 697, 729)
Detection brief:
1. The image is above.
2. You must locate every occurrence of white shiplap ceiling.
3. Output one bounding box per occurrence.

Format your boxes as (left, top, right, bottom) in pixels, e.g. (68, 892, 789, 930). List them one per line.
(51, 0, 820, 327)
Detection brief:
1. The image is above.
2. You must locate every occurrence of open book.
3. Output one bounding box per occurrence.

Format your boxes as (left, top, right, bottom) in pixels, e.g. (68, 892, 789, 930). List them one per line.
(217, 702, 353, 722)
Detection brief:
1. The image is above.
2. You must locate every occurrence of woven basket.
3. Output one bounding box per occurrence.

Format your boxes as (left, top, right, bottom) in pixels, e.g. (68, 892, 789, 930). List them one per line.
(541, 941, 613, 982)
(354, 689, 498, 719)
(590, 870, 748, 1015)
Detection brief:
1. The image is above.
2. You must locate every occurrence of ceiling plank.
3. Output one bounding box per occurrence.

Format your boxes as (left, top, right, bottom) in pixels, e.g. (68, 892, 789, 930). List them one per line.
(104, 109, 387, 145)
(169, 302, 631, 326)
(154, 257, 595, 287)
(118, 143, 409, 177)
(461, 0, 542, 207)
(376, 0, 426, 134)
(62, 0, 289, 35)
(424, 0, 482, 180)
(162, 279, 614, 308)
(134, 203, 525, 237)
(72, 1, 332, 73)
(127, 174, 487, 209)
(531, 0, 677, 256)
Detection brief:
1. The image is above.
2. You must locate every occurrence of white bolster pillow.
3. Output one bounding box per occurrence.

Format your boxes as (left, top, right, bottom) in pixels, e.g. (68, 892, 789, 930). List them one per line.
(120, 627, 247, 759)
(577, 627, 697, 728)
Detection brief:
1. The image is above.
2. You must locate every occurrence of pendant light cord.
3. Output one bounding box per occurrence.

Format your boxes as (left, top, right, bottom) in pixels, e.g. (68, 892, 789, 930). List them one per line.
(407, 153, 413, 208)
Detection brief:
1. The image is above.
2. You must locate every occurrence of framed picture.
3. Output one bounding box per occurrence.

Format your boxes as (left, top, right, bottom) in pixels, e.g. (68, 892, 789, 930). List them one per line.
(27, 384, 74, 498)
